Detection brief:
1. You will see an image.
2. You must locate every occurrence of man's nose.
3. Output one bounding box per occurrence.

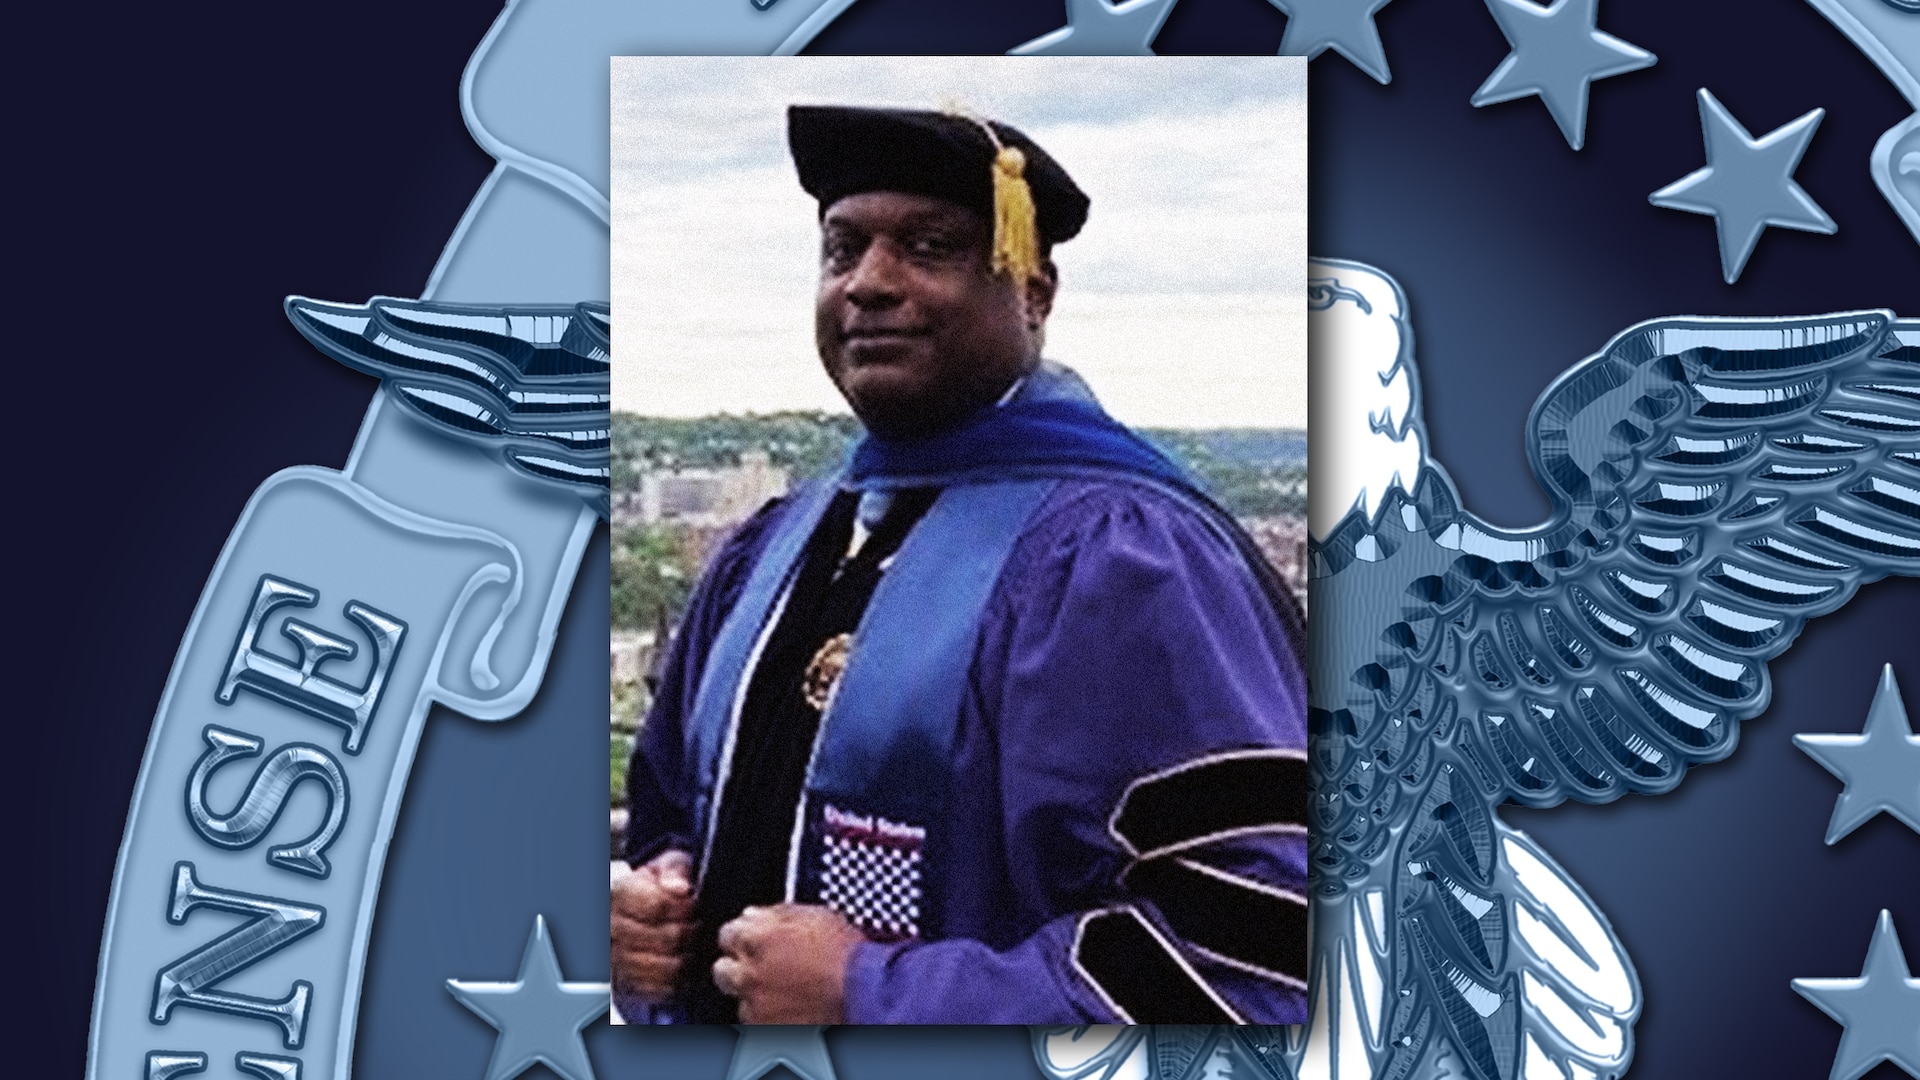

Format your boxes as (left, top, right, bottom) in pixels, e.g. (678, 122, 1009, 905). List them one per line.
(842, 243, 905, 307)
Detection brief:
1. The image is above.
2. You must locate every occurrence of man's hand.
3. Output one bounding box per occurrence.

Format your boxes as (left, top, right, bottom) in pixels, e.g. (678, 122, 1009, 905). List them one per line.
(712, 904, 866, 1024)
(610, 849, 695, 1003)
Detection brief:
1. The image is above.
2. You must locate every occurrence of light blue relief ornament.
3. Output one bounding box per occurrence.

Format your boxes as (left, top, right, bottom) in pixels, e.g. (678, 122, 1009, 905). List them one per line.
(1038, 260, 1919, 1080)
(143, 1052, 304, 1079)
(1035, 1026, 1294, 1080)
(1794, 663, 1920, 843)
(1469, 0, 1655, 150)
(1792, 910, 1920, 1080)
(86, 0, 1920, 1074)
(1649, 89, 1837, 284)
(724, 1026, 838, 1080)
(1011, 0, 1180, 56)
(1804, 0, 1920, 248)
(446, 916, 609, 1080)
(1267, 0, 1395, 84)
(83, 1, 868, 1078)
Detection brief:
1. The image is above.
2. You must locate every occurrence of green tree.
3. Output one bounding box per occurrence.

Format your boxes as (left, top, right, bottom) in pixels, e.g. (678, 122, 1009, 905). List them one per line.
(611, 731, 632, 807)
(611, 524, 698, 631)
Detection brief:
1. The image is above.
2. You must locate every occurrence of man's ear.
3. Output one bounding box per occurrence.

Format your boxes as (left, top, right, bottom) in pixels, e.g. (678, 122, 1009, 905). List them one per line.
(1023, 260, 1059, 331)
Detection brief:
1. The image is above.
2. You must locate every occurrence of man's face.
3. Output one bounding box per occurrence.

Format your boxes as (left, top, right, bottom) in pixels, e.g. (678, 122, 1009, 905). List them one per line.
(815, 191, 1053, 439)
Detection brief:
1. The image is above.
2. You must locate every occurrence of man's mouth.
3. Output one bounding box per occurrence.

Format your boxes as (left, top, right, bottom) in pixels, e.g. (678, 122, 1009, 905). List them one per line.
(841, 325, 929, 344)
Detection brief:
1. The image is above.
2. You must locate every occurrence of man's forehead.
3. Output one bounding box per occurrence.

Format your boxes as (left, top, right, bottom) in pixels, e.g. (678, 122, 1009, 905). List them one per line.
(820, 191, 986, 232)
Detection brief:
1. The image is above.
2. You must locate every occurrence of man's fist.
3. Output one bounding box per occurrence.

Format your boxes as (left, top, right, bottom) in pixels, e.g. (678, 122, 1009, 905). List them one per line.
(610, 849, 695, 1003)
(712, 904, 866, 1024)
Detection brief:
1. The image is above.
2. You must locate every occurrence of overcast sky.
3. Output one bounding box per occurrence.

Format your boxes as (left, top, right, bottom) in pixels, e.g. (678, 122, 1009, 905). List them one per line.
(611, 56, 1307, 429)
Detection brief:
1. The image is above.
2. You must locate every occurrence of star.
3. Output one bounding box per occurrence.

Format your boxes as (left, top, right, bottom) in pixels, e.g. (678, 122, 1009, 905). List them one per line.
(1792, 910, 1920, 1080)
(1268, 0, 1395, 85)
(1470, 0, 1655, 150)
(1649, 88, 1836, 284)
(1794, 663, 1920, 844)
(1009, 0, 1178, 56)
(725, 1025, 838, 1080)
(446, 916, 610, 1080)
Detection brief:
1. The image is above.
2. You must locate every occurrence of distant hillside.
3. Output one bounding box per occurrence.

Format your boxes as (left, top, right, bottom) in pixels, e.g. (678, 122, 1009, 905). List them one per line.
(1143, 428, 1307, 468)
(612, 411, 862, 491)
(1138, 428, 1307, 518)
(613, 412, 1307, 519)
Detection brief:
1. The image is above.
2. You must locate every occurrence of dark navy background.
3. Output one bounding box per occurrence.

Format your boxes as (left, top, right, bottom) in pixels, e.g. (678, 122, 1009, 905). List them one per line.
(21, 0, 1916, 1076)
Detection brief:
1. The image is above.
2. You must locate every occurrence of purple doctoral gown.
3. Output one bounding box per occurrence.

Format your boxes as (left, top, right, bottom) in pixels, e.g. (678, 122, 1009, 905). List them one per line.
(624, 471, 1309, 1024)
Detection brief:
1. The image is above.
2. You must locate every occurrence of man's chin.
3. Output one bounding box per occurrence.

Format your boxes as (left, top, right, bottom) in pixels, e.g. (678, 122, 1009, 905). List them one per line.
(833, 355, 1005, 438)
(840, 366, 941, 434)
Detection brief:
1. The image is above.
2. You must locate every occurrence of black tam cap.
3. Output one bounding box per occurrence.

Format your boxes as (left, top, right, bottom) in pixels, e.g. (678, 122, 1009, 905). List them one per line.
(787, 105, 1091, 262)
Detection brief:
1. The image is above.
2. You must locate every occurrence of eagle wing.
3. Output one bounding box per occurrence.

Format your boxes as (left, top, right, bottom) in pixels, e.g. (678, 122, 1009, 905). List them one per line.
(1309, 307, 1914, 1080)
(1319, 310, 1917, 817)
(284, 295, 612, 514)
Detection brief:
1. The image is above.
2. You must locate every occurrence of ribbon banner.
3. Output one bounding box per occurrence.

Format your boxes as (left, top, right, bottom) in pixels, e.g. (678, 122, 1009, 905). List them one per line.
(88, 317, 608, 1078)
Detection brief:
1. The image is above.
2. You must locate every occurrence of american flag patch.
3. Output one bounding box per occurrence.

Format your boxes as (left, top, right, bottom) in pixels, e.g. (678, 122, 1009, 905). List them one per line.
(818, 803, 925, 941)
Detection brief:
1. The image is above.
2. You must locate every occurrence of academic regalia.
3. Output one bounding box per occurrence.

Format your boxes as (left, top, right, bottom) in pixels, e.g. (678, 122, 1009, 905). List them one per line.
(621, 363, 1310, 1024)
(620, 104, 1308, 1024)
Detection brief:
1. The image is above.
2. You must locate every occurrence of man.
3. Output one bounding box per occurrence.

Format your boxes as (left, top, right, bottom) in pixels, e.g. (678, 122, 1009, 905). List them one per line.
(613, 104, 1309, 1025)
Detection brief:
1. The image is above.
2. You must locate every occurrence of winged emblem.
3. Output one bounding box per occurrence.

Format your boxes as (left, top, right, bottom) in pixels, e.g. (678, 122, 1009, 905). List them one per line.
(1039, 259, 1917, 1080)
(284, 295, 612, 515)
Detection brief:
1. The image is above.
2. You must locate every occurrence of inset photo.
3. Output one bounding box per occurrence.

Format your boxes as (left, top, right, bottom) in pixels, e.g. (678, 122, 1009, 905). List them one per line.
(609, 55, 1308, 1025)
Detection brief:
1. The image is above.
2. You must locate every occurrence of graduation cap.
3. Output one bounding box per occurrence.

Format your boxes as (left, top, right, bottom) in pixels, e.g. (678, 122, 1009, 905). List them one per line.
(787, 104, 1090, 284)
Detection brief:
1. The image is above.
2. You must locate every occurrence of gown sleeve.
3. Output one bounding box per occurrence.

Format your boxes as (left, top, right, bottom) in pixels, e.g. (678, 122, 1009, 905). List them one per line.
(843, 481, 1311, 1024)
(621, 497, 792, 868)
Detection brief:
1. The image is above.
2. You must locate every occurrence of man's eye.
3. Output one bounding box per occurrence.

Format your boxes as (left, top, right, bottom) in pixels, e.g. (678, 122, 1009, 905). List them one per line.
(823, 239, 862, 270)
(907, 235, 957, 258)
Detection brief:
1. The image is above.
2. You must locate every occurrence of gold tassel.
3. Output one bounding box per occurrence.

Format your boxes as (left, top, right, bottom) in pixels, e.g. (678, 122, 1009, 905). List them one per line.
(990, 144, 1040, 283)
(941, 100, 1042, 282)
